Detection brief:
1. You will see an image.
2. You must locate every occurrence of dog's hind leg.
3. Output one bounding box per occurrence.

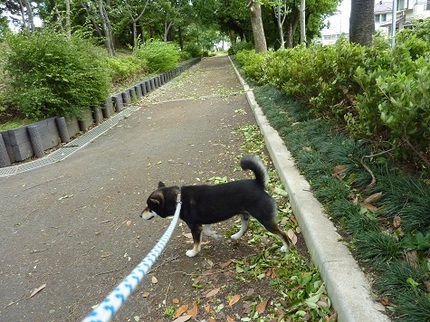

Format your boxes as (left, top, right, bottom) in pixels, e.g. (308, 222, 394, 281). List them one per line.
(186, 224, 203, 257)
(231, 213, 250, 240)
(259, 218, 290, 252)
(203, 225, 222, 240)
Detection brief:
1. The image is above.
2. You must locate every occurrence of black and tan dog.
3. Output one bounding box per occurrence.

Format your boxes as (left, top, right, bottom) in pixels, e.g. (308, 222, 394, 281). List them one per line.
(140, 155, 290, 257)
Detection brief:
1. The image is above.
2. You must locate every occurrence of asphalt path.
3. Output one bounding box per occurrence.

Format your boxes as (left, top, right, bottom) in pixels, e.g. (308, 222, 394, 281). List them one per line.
(0, 56, 257, 321)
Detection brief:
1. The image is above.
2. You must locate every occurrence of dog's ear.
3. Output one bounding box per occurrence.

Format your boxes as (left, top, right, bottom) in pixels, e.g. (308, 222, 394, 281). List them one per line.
(149, 197, 161, 205)
(158, 181, 166, 188)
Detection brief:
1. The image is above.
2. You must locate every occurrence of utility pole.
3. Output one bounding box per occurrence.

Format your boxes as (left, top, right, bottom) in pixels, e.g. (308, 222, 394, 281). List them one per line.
(391, 0, 397, 47)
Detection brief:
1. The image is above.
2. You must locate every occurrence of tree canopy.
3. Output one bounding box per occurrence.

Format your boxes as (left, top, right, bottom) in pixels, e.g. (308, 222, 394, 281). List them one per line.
(1, 0, 342, 52)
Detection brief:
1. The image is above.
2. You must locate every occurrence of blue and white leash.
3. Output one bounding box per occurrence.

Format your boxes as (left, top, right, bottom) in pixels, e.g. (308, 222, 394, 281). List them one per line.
(82, 195, 182, 322)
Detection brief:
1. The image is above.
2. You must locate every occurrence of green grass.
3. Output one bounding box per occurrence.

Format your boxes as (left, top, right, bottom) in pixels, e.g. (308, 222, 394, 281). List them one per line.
(0, 118, 35, 131)
(249, 83, 430, 321)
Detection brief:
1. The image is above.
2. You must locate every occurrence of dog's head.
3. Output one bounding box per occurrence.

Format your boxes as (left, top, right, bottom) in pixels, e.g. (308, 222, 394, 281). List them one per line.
(140, 182, 180, 220)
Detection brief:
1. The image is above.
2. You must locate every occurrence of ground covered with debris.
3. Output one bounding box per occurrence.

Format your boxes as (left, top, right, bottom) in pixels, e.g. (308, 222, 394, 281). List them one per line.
(0, 57, 334, 321)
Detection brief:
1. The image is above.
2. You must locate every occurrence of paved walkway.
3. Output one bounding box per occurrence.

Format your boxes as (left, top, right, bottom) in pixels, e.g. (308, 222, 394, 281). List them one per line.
(0, 57, 256, 321)
(0, 56, 389, 321)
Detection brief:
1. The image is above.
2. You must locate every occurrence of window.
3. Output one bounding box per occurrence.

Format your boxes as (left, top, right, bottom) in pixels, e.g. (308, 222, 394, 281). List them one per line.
(397, 0, 405, 10)
(381, 14, 387, 22)
(375, 14, 380, 23)
(426, 0, 430, 11)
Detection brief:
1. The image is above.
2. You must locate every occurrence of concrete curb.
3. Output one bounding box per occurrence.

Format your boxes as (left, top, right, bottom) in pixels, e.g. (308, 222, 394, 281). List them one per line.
(229, 57, 390, 322)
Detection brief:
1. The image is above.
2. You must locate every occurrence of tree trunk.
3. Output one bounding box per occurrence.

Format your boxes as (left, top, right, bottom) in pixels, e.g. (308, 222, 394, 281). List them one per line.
(65, 0, 71, 38)
(273, 2, 287, 49)
(300, 0, 306, 44)
(127, 0, 150, 47)
(350, 0, 375, 46)
(98, 0, 115, 56)
(283, 7, 299, 48)
(164, 21, 174, 42)
(248, 0, 267, 53)
(19, 0, 35, 31)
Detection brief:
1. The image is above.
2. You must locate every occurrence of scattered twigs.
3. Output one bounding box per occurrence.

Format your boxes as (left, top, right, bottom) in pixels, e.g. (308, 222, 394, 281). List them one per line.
(164, 281, 172, 305)
(4, 294, 26, 309)
(403, 135, 430, 168)
(168, 268, 234, 277)
(22, 175, 65, 191)
(361, 147, 395, 190)
(148, 255, 180, 274)
(94, 266, 126, 277)
(114, 220, 127, 232)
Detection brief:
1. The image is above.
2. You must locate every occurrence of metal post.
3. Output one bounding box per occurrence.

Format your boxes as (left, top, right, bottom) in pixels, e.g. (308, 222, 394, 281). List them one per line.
(391, 0, 397, 47)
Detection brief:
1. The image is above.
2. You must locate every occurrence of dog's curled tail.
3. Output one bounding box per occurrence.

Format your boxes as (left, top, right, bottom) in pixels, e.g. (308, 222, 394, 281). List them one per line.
(240, 155, 269, 188)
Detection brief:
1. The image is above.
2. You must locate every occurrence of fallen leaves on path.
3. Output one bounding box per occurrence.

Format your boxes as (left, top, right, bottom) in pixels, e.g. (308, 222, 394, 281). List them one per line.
(228, 294, 241, 307)
(205, 287, 220, 298)
(29, 284, 46, 298)
(255, 298, 269, 314)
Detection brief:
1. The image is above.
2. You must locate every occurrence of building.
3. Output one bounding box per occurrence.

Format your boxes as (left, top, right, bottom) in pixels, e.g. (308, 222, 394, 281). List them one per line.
(320, 0, 351, 45)
(321, 0, 430, 45)
(378, 0, 430, 35)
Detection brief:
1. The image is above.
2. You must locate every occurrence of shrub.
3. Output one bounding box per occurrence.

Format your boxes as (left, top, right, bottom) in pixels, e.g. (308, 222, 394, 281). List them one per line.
(107, 54, 148, 84)
(134, 40, 179, 73)
(4, 29, 110, 120)
(235, 25, 430, 168)
(228, 41, 253, 55)
(235, 50, 270, 85)
(183, 43, 202, 58)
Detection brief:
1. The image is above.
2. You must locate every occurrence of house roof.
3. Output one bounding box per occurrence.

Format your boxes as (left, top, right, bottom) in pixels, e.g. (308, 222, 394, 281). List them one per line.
(375, 0, 392, 14)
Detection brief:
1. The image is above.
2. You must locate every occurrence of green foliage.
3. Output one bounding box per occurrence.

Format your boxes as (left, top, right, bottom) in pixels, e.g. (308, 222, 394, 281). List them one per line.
(134, 40, 179, 73)
(376, 261, 430, 321)
(402, 231, 430, 251)
(355, 231, 403, 269)
(4, 29, 110, 120)
(183, 43, 203, 58)
(235, 50, 270, 85)
(235, 23, 430, 167)
(248, 82, 430, 320)
(107, 54, 148, 84)
(228, 41, 253, 55)
(377, 174, 430, 233)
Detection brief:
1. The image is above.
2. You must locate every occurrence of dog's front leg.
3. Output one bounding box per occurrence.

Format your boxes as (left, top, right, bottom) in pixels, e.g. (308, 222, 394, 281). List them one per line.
(186, 224, 203, 257)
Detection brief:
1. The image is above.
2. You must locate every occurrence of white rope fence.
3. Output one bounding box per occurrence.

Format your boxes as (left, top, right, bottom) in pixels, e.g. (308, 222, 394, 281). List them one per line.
(82, 198, 182, 322)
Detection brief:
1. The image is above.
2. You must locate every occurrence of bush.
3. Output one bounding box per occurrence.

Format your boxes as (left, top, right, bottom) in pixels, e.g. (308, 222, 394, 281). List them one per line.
(235, 25, 430, 168)
(134, 40, 179, 73)
(235, 50, 270, 85)
(183, 43, 202, 58)
(4, 29, 110, 120)
(228, 41, 253, 55)
(107, 54, 148, 84)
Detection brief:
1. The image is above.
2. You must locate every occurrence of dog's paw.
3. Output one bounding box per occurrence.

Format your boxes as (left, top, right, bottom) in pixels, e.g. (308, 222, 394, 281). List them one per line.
(230, 232, 243, 240)
(186, 249, 198, 257)
(280, 245, 289, 252)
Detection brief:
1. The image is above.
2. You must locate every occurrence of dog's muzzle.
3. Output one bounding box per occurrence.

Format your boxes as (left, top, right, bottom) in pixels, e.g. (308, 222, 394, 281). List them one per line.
(140, 209, 156, 220)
